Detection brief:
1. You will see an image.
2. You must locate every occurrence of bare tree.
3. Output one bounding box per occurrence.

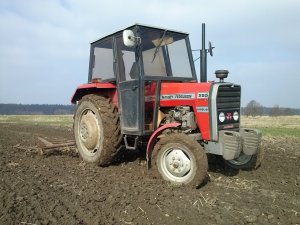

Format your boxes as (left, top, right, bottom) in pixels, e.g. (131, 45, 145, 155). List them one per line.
(271, 104, 282, 116)
(283, 108, 293, 115)
(244, 100, 263, 117)
(264, 105, 295, 116)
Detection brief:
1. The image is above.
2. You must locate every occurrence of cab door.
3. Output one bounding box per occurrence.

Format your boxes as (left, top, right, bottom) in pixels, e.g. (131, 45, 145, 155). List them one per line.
(115, 35, 142, 135)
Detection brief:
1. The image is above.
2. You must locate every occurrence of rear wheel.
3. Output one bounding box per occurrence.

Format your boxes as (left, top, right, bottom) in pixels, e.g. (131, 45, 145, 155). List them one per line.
(152, 134, 208, 188)
(74, 94, 122, 166)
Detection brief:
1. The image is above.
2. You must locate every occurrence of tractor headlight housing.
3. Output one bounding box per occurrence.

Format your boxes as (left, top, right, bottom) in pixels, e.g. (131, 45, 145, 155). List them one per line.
(233, 111, 239, 121)
(219, 112, 225, 122)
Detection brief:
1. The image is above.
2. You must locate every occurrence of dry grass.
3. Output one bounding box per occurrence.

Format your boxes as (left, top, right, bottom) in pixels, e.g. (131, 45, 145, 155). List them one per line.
(1, 115, 299, 136)
(241, 115, 300, 129)
(241, 116, 300, 137)
(0, 115, 73, 127)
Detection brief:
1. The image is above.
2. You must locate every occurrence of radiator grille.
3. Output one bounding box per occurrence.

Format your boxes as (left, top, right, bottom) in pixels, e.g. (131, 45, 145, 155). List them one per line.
(216, 84, 241, 131)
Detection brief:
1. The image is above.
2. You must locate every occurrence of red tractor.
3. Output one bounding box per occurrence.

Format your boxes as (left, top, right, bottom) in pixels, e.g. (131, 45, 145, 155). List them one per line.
(71, 23, 262, 187)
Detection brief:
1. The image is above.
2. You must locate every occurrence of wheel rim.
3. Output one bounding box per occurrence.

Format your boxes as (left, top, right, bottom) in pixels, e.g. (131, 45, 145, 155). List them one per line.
(160, 147, 193, 182)
(78, 109, 100, 156)
(228, 153, 252, 166)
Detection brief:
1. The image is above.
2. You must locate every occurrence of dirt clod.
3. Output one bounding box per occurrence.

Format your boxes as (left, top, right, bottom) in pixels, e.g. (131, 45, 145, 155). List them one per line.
(245, 215, 257, 223)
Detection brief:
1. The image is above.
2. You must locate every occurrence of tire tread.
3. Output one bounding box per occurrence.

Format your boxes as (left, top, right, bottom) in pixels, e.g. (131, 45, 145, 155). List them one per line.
(75, 94, 122, 166)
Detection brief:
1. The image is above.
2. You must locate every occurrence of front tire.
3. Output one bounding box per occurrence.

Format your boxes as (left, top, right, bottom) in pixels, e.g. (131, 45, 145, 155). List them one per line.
(152, 134, 208, 188)
(224, 147, 264, 170)
(74, 94, 122, 166)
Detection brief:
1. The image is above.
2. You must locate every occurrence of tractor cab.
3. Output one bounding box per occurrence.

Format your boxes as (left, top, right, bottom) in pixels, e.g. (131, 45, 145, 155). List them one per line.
(88, 24, 197, 136)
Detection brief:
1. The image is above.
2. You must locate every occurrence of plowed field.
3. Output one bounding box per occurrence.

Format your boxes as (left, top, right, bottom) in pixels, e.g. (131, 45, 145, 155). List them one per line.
(0, 123, 299, 225)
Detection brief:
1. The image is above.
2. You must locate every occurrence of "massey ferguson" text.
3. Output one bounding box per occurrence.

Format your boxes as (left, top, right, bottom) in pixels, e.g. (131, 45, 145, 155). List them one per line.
(161, 93, 195, 100)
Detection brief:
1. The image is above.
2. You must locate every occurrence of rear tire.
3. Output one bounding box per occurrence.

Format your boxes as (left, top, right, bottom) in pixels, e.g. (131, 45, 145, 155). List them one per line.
(152, 134, 208, 188)
(74, 94, 122, 166)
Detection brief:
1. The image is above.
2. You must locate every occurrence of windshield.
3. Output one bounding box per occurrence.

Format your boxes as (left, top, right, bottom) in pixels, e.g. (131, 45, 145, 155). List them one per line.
(140, 28, 194, 79)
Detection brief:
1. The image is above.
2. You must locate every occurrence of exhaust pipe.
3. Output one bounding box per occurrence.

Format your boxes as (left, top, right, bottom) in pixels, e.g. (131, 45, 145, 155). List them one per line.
(200, 23, 207, 83)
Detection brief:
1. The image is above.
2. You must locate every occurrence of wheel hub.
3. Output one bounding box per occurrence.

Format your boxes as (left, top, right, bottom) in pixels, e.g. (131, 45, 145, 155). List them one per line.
(79, 111, 100, 151)
(165, 149, 191, 177)
(80, 124, 89, 140)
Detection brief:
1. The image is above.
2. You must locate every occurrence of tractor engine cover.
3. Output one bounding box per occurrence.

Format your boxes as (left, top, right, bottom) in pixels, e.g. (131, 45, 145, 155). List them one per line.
(167, 106, 197, 130)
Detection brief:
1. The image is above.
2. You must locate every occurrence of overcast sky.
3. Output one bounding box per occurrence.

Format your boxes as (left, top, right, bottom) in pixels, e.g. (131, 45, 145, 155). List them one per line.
(0, 0, 299, 108)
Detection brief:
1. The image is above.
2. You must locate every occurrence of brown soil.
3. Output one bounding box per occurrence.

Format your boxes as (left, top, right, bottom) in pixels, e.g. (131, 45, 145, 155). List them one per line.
(0, 124, 299, 225)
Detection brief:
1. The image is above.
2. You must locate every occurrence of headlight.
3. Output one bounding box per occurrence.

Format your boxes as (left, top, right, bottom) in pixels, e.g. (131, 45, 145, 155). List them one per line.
(233, 111, 239, 121)
(219, 112, 225, 122)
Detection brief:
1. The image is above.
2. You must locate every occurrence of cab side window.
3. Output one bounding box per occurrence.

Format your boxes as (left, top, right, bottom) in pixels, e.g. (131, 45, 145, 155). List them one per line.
(116, 35, 137, 82)
(91, 38, 114, 80)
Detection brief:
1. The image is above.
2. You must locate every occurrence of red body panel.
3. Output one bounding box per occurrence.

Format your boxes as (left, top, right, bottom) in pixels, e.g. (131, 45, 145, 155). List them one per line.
(160, 82, 212, 140)
(71, 83, 118, 107)
(72, 81, 212, 140)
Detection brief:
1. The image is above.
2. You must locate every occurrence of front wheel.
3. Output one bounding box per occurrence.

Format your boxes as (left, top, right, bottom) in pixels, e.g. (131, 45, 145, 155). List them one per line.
(224, 147, 264, 170)
(152, 134, 208, 188)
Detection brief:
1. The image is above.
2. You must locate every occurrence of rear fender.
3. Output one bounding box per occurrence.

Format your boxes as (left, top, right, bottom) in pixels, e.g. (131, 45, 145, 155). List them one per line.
(71, 83, 118, 106)
(146, 122, 181, 169)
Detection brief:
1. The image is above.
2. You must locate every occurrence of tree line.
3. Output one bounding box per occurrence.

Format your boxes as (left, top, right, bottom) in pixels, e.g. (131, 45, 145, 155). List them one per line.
(0, 104, 75, 115)
(242, 100, 300, 117)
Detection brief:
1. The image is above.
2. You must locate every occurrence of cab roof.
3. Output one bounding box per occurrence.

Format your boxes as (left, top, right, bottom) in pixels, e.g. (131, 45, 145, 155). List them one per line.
(91, 23, 189, 44)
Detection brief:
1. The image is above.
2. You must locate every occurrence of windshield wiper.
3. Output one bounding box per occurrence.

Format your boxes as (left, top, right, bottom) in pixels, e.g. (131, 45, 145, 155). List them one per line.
(152, 30, 167, 63)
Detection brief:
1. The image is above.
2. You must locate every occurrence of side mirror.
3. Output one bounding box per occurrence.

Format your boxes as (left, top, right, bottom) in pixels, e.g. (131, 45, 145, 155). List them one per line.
(123, 30, 136, 47)
(208, 41, 214, 56)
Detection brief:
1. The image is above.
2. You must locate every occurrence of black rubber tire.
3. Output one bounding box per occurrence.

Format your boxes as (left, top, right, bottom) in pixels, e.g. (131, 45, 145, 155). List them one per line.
(152, 133, 208, 188)
(223, 146, 264, 170)
(74, 94, 122, 166)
